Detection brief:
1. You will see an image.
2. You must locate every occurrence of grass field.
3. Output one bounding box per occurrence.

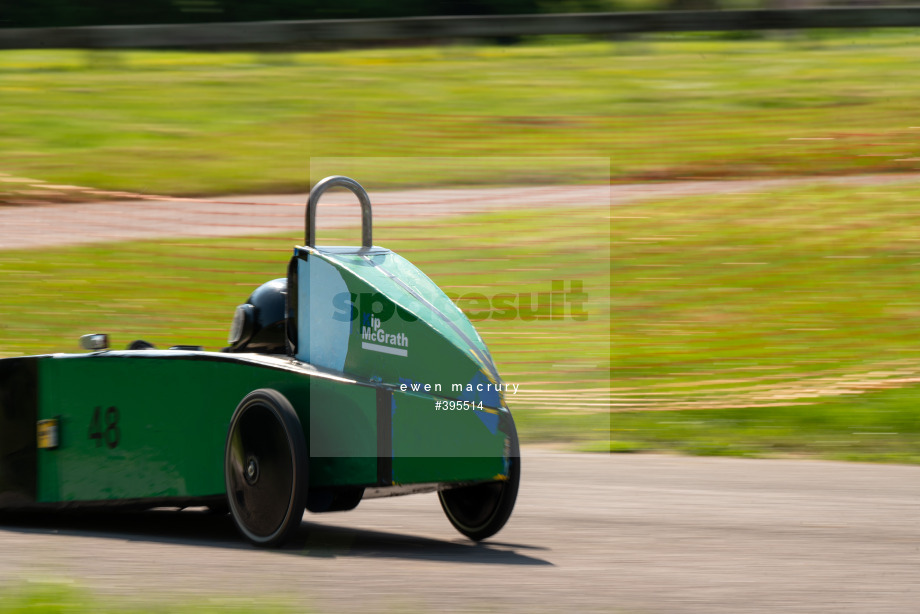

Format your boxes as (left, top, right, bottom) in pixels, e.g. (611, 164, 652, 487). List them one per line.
(606, 178, 920, 462)
(0, 581, 295, 614)
(509, 178, 920, 462)
(613, 181, 920, 400)
(6, 178, 920, 461)
(0, 204, 612, 415)
(4, 32, 920, 461)
(606, 384, 920, 463)
(3, 31, 920, 199)
(518, 384, 920, 463)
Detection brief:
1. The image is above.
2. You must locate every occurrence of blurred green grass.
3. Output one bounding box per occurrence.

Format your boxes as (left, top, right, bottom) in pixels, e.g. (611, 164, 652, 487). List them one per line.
(0, 205, 611, 415)
(603, 179, 920, 462)
(517, 383, 920, 463)
(3, 31, 920, 198)
(0, 581, 296, 614)
(5, 31, 920, 460)
(612, 181, 920, 399)
(7, 179, 920, 461)
(602, 383, 920, 463)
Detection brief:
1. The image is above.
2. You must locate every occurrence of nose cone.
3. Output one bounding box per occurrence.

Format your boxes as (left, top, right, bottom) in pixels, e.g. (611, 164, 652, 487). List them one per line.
(295, 246, 504, 406)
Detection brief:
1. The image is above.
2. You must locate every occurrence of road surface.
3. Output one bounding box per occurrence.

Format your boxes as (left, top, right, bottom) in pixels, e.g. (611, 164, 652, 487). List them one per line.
(1, 451, 918, 613)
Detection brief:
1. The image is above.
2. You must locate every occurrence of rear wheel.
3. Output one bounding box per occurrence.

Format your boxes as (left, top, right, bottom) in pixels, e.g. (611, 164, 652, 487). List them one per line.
(225, 389, 307, 547)
(439, 435, 520, 541)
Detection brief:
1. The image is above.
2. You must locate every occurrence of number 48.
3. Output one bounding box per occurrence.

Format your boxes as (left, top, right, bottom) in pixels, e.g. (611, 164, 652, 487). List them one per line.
(88, 406, 121, 449)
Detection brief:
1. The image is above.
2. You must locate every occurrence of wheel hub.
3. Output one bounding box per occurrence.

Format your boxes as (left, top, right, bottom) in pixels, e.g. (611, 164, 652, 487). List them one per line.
(245, 455, 260, 485)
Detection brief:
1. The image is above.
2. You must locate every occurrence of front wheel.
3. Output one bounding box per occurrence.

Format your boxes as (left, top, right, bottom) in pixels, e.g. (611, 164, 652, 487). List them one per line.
(438, 438, 520, 541)
(225, 389, 308, 547)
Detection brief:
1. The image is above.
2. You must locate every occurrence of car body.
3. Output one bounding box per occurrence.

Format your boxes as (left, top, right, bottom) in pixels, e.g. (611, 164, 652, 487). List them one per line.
(0, 176, 519, 547)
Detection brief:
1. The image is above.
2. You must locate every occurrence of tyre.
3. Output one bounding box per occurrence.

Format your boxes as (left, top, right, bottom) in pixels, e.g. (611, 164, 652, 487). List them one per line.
(225, 389, 308, 547)
(438, 433, 520, 541)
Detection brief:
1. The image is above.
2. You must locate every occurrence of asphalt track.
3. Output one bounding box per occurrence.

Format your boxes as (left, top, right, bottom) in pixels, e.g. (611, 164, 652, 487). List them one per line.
(1, 451, 919, 613)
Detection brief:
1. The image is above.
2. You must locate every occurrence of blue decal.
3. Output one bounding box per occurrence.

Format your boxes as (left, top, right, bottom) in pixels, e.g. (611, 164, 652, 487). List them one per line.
(475, 410, 500, 435)
(459, 371, 501, 408)
(459, 372, 500, 434)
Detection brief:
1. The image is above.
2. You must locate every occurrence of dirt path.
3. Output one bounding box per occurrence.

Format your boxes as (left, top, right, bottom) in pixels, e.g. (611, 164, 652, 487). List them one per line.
(2, 173, 919, 250)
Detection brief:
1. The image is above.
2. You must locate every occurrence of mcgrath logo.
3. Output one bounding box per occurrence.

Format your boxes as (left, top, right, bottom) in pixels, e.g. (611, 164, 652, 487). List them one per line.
(361, 311, 409, 357)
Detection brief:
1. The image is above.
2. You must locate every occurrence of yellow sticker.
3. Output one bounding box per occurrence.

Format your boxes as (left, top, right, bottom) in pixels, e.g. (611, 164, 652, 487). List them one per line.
(37, 419, 59, 450)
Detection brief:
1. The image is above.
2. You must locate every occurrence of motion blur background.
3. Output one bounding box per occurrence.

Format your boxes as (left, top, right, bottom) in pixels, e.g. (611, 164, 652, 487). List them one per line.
(3, 2, 920, 494)
(5, 1, 920, 611)
(2, 0, 893, 29)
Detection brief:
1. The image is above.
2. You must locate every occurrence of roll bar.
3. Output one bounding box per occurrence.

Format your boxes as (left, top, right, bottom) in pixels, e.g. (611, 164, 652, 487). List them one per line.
(305, 175, 373, 248)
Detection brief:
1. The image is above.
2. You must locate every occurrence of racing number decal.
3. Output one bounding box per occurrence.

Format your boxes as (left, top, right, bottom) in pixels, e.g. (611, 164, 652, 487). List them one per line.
(88, 406, 121, 449)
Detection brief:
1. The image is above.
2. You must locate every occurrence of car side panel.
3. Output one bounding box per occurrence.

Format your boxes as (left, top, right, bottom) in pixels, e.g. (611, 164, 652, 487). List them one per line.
(35, 353, 385, 503)
(29, 352, 508, 505)
(390, 389, 508, 485)
(307, 376, 378, 487)
(39, 355, 240, 502)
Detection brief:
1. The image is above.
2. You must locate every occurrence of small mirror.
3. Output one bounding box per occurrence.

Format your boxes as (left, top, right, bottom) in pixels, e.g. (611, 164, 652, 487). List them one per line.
(80, 333, 109, 351)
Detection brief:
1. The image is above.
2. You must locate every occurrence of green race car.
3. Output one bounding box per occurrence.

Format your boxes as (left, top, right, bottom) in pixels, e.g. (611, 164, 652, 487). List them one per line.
(0, 176, 520, 547)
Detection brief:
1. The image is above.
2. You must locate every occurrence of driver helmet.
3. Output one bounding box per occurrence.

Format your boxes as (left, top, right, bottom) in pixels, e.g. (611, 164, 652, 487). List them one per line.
(226, 278, 288, 354)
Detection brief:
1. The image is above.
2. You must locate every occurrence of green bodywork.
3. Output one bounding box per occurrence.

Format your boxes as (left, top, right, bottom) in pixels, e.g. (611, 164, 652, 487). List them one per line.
(2, 240, 514, 507)
(31, 350, 509, 504)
